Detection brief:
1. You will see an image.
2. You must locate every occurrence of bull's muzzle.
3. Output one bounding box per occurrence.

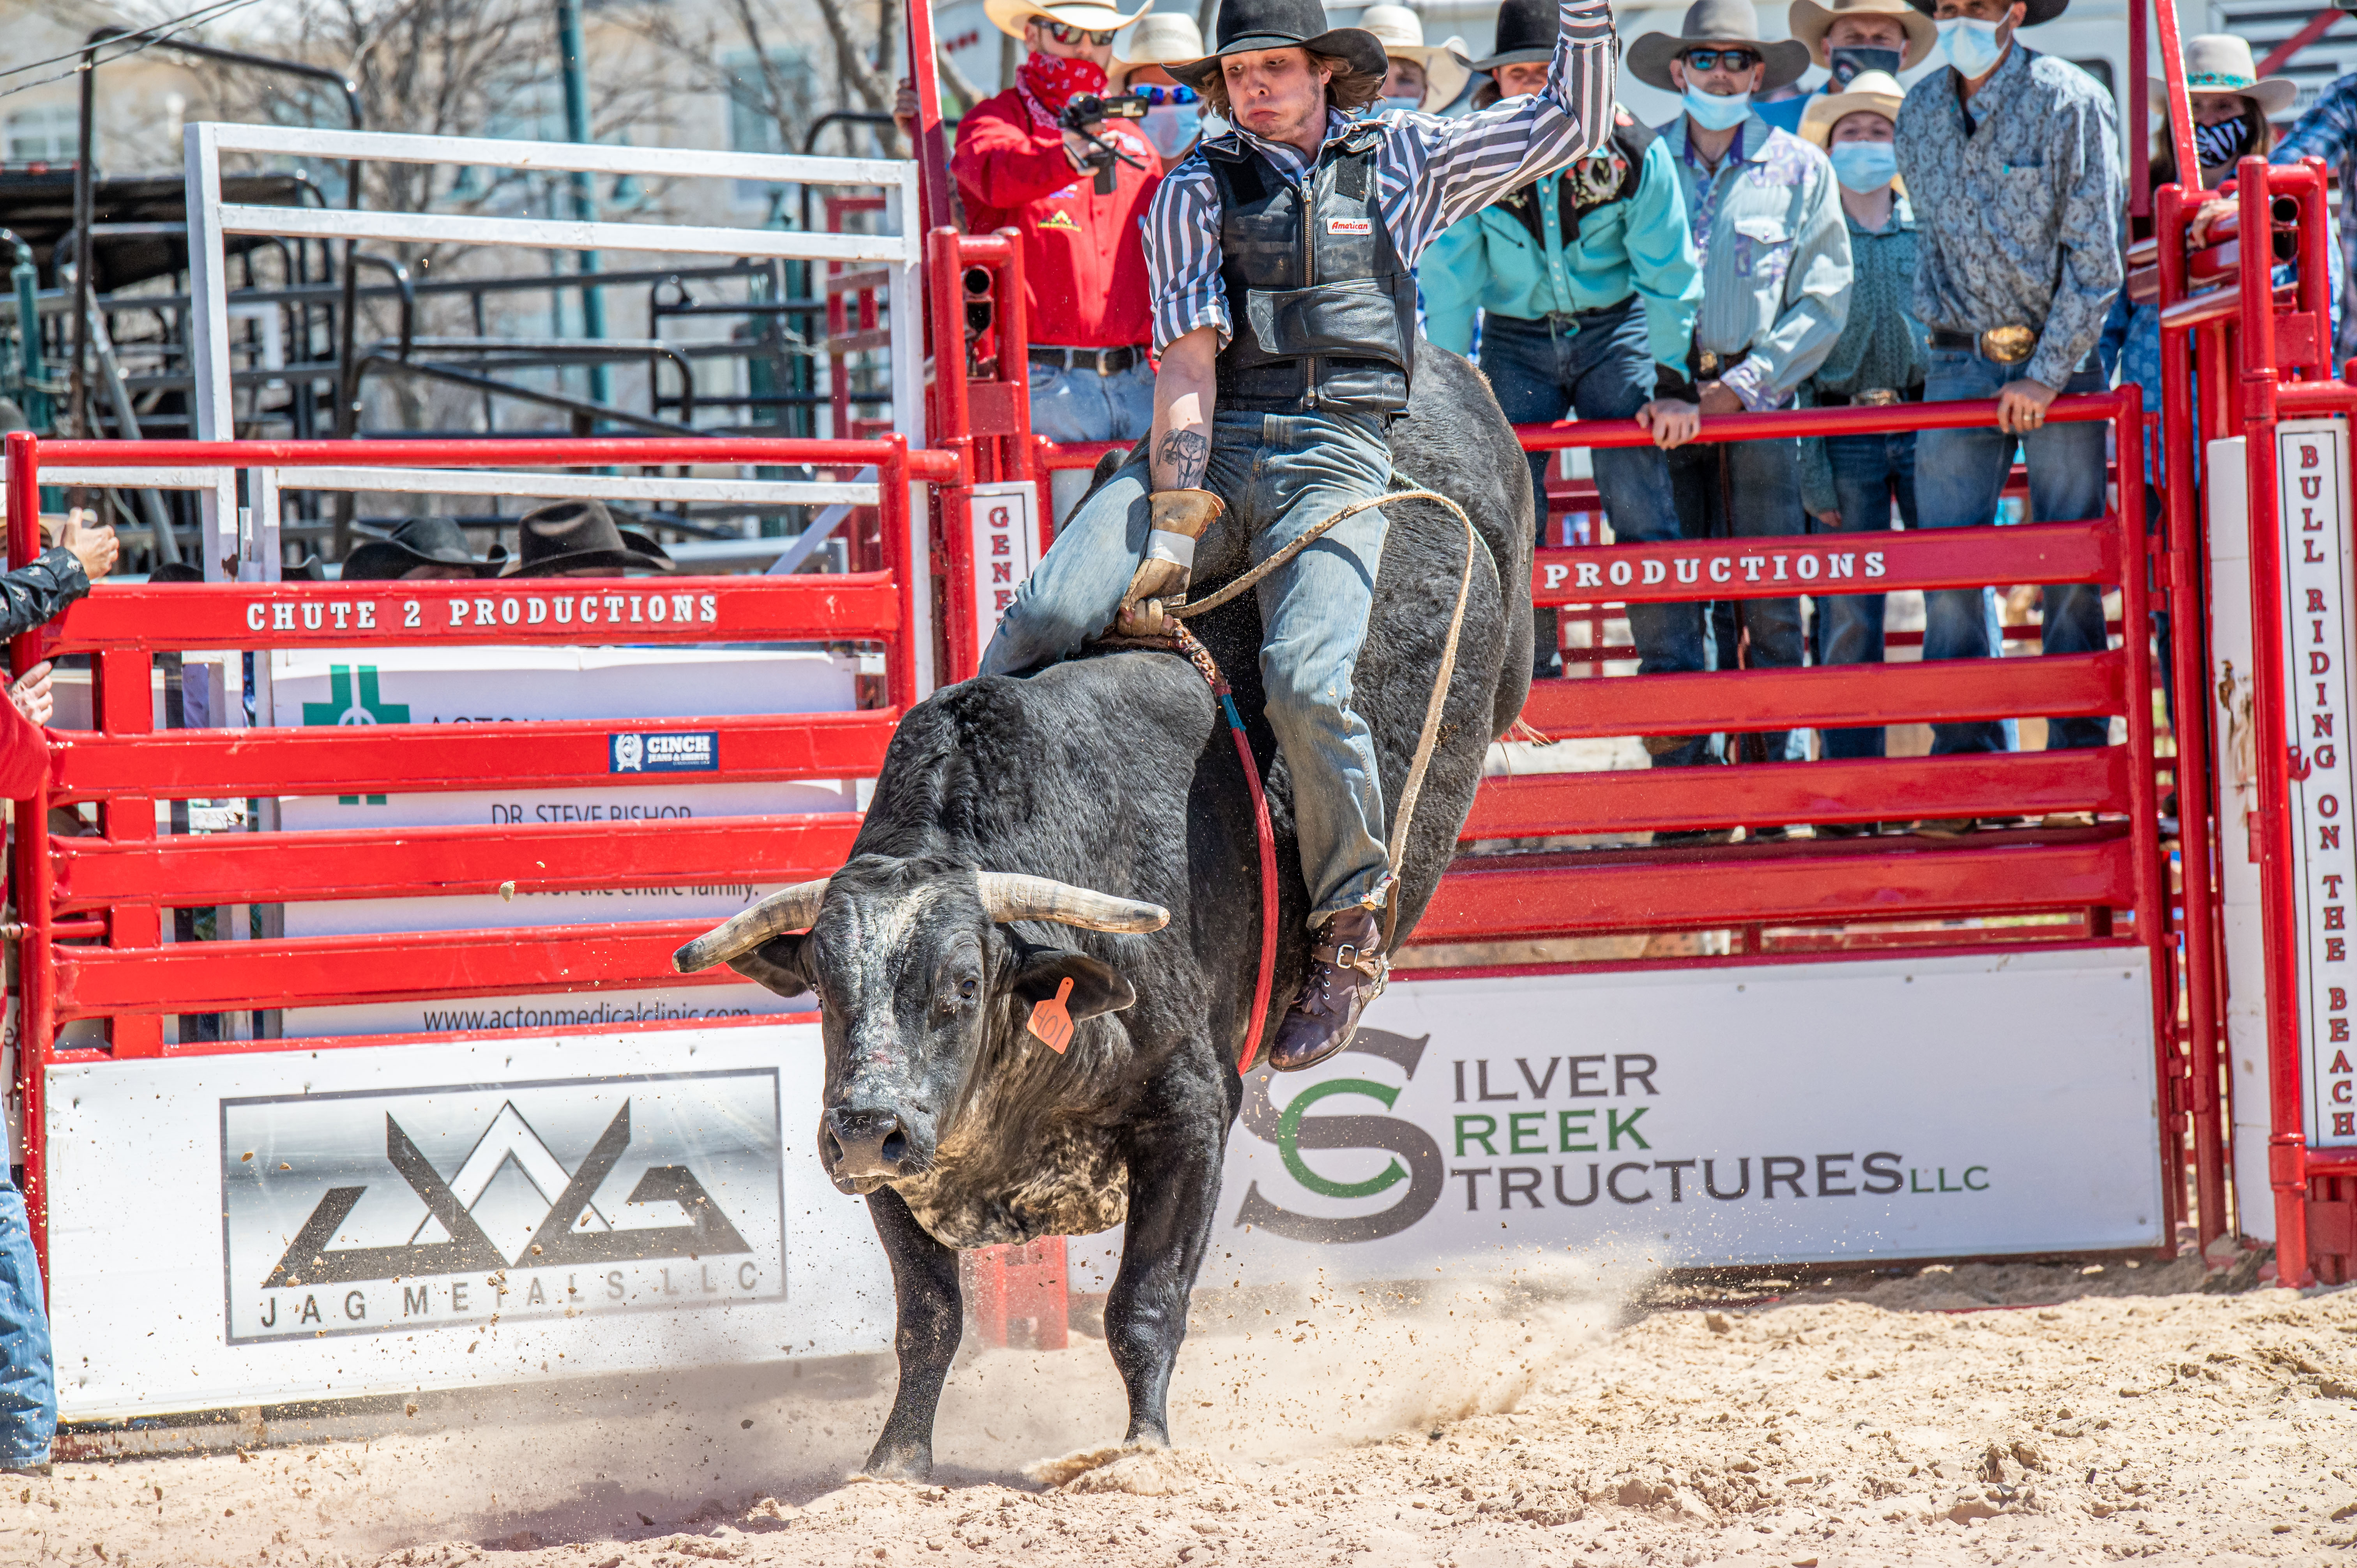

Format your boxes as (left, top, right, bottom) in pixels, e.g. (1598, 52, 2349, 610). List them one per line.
(821, 1104, 923, 1193)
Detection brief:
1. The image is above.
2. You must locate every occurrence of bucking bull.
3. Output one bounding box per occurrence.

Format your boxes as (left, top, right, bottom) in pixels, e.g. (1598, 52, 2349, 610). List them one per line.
(673, 344, 1532, 1479)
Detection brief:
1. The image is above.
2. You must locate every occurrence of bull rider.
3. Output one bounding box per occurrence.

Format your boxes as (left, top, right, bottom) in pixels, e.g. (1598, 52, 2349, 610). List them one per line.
(979, 0, 1619, 1069)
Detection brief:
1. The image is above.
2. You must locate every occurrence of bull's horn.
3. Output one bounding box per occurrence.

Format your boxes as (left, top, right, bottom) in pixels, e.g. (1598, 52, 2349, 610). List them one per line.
(977, 872, 1168, 933)
(671, 878, 831, 973)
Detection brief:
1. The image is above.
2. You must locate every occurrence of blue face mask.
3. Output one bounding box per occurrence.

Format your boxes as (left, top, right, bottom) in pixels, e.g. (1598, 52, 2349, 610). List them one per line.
(1937, 16, 2006, 78)
(1828, 139, 1898, 192)
(1682, 85, 1751, 131)
(1141, 103, 1200, 158)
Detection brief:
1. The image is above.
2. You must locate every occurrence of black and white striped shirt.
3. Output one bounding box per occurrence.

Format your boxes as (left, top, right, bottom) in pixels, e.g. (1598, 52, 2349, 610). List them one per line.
(1145, 0, 1618, 356)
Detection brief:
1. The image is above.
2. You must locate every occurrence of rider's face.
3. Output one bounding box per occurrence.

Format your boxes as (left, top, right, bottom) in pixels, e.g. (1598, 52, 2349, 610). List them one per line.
(1221, 47, 1333, 140)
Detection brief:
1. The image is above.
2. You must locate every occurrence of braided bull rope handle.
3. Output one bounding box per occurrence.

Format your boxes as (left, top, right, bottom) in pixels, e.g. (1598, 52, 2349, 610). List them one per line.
(1168, 486, 1484, 954)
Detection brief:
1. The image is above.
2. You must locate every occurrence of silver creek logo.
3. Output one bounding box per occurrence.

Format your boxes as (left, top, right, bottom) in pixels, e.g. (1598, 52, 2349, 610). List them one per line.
(221, 1070, 786, 1344)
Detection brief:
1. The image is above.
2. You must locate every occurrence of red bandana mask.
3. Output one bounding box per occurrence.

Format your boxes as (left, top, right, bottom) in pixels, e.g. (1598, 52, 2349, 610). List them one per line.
(1016, 51, 1109, 131)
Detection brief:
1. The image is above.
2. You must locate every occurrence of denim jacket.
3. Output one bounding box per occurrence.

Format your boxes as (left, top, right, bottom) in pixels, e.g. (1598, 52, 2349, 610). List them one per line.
(1420, 133, 1701, 376)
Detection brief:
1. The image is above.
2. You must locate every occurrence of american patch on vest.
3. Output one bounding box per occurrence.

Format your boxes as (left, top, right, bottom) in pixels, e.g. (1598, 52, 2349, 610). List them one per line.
(1327, 217, 1373, 235)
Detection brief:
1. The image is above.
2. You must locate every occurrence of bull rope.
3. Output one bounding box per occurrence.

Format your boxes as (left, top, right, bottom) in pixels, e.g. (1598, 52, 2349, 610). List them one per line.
(1157, 482, 1485, 1072)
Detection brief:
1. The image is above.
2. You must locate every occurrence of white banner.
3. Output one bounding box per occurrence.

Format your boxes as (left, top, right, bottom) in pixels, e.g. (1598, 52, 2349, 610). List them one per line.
(1072, 950, 2165, 1292)
(46, 1024, 887, 1421)
(2274, 420, 2357, 1149)
(967, 482, 1040, 648)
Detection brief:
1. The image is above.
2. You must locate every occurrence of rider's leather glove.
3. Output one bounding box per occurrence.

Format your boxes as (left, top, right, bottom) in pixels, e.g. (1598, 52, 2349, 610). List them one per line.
(1115, 488, 1223, 638)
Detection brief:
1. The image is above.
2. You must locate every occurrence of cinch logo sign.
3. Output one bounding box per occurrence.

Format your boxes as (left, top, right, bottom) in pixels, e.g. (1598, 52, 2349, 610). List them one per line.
(220, 1070, 787, 1344)
(610, 731, 719, 774)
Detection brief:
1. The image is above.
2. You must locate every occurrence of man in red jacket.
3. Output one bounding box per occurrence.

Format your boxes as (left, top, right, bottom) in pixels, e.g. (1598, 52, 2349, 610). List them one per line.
(955, 0, 1163, 456)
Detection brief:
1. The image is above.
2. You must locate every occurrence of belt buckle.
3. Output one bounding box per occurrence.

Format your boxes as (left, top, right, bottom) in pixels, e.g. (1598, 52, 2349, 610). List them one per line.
(1697, 350, 1722, 379)
(1855, 387, 1902, 408)
(1979, 326, 2035, 366)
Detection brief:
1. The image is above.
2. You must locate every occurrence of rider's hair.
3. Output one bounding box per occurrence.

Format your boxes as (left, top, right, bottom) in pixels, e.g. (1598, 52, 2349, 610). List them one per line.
(1198, 48, 1387, 116)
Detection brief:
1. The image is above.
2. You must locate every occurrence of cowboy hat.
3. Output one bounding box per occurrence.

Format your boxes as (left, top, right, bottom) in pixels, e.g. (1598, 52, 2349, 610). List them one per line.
(1785, 0, 1935, 70)
(1797, 68, 1906, 144)
(1899, 0, 2067, 28)
(342, 515, 510, 581)
(1168, 0, 1388, 90)
(1357, 4, 1472, 108)
(985, 0, 1153, 43)
(1626, 0, 1810, 94)
(1467, 0, 1559, 71)
(503, 499, 677, 578)
(1109, 12, 1205, 85)
(2148, 33, 2298, 118)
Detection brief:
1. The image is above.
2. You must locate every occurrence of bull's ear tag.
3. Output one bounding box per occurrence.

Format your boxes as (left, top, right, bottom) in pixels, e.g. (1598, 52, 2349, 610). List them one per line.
(1028, 977, 1076, 1054)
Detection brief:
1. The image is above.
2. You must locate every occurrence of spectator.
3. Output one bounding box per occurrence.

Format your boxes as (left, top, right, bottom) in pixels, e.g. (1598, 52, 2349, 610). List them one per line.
(1894, 0, 2120, 832)
(1758, 0, 1937, 135)
(956, 0, 1163, 465)
(2276, 53, 2357, 362)
(1631, 0, 1851, 823)
(1358, 5, 1472, 115)
(1111, 14, 1214, 164)
(342, 517, 509, 582)
(0, 508, 116, 641)
(1422, 0, 1702, 689)
(1795, 71, 1921, 795)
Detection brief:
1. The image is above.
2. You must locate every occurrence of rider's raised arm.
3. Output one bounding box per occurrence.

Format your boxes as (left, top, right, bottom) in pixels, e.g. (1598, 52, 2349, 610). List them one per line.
(1392, 0, 1618, 247)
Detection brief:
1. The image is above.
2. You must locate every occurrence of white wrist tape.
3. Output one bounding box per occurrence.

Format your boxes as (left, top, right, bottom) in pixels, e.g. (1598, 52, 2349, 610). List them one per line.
(1145, 529, 1197, 571)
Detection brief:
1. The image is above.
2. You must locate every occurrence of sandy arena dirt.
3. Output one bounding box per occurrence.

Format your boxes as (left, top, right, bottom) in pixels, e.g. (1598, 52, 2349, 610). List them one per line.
(9, 1255, 2357, 1567)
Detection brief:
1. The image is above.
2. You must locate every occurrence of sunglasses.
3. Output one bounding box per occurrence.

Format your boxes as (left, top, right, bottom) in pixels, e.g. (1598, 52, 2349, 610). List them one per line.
(1128, 84, 1199, 104)
(1681, 47, 1761, 72)
(1041, 19, 1119, 45)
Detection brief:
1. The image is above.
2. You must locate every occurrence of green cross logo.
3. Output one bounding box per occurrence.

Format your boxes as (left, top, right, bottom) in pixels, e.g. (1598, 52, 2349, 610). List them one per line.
(301, 666, 408, 804)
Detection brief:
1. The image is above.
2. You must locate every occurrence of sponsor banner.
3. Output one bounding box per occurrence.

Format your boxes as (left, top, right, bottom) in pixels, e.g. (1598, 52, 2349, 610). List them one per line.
(281, 982, 812, 1041)
(1071, 950, 2164, 1291)
(46, 1025, 887, 1420)
(967, 482, 1041, 648)
(2274, 420, 2357, 1148)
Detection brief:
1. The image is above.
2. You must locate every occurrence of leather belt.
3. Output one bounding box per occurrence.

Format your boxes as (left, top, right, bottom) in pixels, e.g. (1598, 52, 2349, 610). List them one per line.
(1929, 326, 2037, 366)
(1818, 385, 1924, 408)
(1030, 345, 1147, 375)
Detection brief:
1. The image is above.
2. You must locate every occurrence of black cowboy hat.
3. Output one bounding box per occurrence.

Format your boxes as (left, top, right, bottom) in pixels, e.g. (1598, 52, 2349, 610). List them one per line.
(1469, 0, 1562, 71)
(1169, 0, 1387, 90)
(342, 515, 510, 581)
(1900, 0, 2067, 26)
(147, 560, 208, 583)
(503, 499, 677, 578)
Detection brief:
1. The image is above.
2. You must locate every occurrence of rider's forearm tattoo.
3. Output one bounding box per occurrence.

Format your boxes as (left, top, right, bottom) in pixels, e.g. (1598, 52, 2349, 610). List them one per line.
(1156, 429, 1209, 489)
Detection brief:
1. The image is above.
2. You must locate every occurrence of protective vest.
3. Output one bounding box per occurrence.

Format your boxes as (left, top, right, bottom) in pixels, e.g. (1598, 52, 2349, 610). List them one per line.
(1205, 125, 1418, 415)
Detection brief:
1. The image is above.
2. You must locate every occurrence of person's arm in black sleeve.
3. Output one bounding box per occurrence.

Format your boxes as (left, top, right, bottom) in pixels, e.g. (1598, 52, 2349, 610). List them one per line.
(0, 546, 92, 643)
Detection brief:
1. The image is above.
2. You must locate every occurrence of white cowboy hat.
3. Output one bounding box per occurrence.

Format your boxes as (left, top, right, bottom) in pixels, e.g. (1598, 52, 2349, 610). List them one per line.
(1797, 68, 1905, 145)
(1785, 0, 1936, 71)
(2148, 33, 2298, 118)
(1109, 12, 1205, 85)
(985, 0, 1155, 43)
(1357, 4, 1472, 109)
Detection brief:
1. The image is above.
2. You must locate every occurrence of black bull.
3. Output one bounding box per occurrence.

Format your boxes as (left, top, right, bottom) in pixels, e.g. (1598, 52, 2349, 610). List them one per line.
(674, 344, 1534, 1478)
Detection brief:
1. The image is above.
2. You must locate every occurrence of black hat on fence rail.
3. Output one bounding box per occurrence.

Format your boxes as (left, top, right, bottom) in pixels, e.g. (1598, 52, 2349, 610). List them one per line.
(503, 499, 677, 578)
(342, 516, 511, 582)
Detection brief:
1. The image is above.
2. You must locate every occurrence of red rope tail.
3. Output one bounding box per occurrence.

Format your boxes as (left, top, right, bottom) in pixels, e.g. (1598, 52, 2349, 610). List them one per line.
(1219, 689, 1280, 1074)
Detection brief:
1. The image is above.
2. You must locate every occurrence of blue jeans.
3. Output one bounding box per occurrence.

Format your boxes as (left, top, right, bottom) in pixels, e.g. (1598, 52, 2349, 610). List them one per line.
(1663, 436, 1808, 766)
(1477, 302, 1693, 686)
(0, 1169, 53, 1466)
(1915, 352, 2111, 754)
(1815, 430, 1917, 760)
(1029, 358, 1155, 445)
(980, 408, 1394, 923)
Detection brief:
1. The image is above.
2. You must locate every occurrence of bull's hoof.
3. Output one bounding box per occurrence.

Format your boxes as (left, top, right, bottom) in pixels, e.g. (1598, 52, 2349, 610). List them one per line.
(858, 1440, 933, 1483)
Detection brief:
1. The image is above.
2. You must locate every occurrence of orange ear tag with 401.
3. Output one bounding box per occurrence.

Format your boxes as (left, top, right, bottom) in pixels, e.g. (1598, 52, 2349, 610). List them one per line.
(1028, 976, 1075, 1054)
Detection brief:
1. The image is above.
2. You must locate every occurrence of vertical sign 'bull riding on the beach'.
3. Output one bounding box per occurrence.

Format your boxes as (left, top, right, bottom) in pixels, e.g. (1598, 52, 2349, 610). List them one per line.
(2276, 420, 2357, 1148)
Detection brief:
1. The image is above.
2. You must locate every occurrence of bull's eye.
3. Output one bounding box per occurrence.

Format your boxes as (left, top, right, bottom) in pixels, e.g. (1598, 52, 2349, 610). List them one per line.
(957, 978, 978, 1002)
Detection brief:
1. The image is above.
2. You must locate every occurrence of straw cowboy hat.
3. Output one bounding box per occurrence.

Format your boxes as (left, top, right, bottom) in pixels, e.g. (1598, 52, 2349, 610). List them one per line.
(985, 0, 1154, 43)
(1797, 68, 1906, 144)
(1626, 0, 1810, 94)
(1899, 0, 2066, 28)
(503, 500, 676, 577)
(343, 515, 509, 581)
(1785, 0, 1935, 70)
(2149, 33, 2298, 118)
(1358, 4, 1472, 108)
(1168, 0, 1389, 90)
(1110, 12, 1205, 85)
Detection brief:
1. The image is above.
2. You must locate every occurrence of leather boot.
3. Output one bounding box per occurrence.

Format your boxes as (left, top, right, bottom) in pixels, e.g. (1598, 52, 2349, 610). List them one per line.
(1269, 907, 1387, 1072)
